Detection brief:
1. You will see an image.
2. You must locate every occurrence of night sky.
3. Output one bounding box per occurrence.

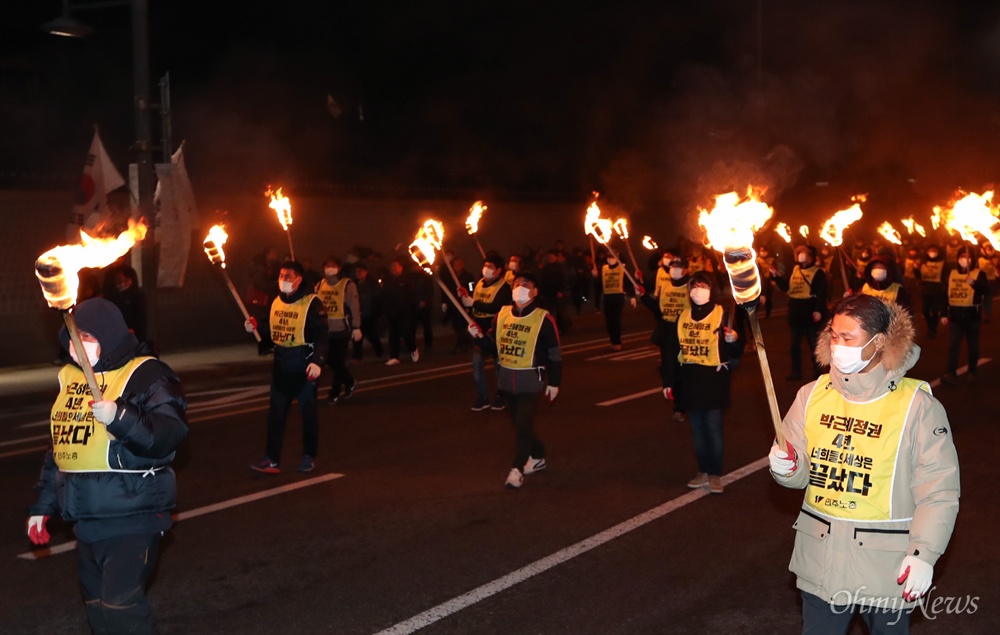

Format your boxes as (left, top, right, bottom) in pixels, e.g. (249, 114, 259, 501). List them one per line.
(2, 1, 998, 222)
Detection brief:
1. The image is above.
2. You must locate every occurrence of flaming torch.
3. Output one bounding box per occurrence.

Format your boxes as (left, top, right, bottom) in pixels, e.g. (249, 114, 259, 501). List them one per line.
(900, 216, 926, 237)
(877, 221, 903, 246)
(642, 235, 658, 251)
(819, 196, 864, 291)
(698, 189, 787, 447)
(936, 190, 1000, 249)
(409, 219, 476, 327)
(798, 225, 810, 239)
(613, 218, 641, 280)
(35, 219, 148, 401)
(465, 200, 488, 259)
(203, 224, 261, 342)
(584, 201, 640, 288)
(265, 186, 295, 260)
(775, 222, 792, 243)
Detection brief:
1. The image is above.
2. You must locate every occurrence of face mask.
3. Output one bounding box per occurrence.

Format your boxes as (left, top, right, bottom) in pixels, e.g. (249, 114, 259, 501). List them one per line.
(958, 258, 970, 269)
(508, 262, 519, 272)
(279, 280, 296, 295)
(482, 267, 495, 279)
(324, 267, 338, 277)
(830, 334, 878, 374)
(797, 254, 809, 264)
(607, 258, 617, 266)
(927, 251, 939, 259)
(69, 340, 101, 367)
(513, 287, 532, 305)
(871, 268, 887, 282)
(690, 288, 711, 305)
(662, 257, 671, 267)
(669, 267, 684, 280)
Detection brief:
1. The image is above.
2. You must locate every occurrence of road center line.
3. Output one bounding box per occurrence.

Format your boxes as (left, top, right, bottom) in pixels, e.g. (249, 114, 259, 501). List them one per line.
(597, 387, 662, 406)
(374, 457, 769, 635)
(16, 472, 345, 560)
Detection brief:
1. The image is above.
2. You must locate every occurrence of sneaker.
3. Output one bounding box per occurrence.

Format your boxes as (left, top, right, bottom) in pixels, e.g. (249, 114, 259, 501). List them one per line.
(708, 475, 724, 494)
(471, 398, 490, 412)
(385, 358, 400, 366)
(941, 373, 958, 386)
(611, 344, 622, 351)
(251, 457, 280, 474)
(672, 411, 686, 422)
(298, 455, 315, 473)
(490, 395, 506, 411)
(505, 468, 523, 489)
(326, 393, 340, 405)
(410, 349, 420, 363)
(523, 456, 547, 475)
(343, 379, 357, 400)
(687, 472, 709, 489)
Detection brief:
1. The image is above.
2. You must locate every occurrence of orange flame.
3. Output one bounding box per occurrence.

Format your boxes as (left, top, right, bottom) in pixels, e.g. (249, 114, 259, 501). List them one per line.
(409, 219, 445, 273)
(35, 219, 148, 310)
(203, 224, 229, 268)
(642, 235, 658, 250)
(819, 197, 864, 247)
(584, 201, 612, 244)
(798, 225, 810, 239)
(697, 189, 774, 252)
(936, 190, 1000, 249)
(775, 222, 792, 243)
(465, 201, 486, 235)
(613, 218, 630, 240)
(877, 221, 903, 245)
(900, 216, 927, 237)
(265, 186, 293, 231)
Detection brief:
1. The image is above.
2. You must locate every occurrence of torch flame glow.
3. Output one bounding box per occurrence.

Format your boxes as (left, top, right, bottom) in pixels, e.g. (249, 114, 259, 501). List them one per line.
(877, 221, 903, 245)
(203, 224, 229, 268)
(819, 199, 864, 247)
(409, 219, 445, 273)
(265, 186, 293, 231)
(584, 201, 613, 244)
(799, 225, 810, 239)
(775, 222, 792, 243)
(697, 189, 773, 304)
(899, 217, 926, 237)
(642, 235, 658, 250)
(36, 219, 148, 310)
(936, 190, 1000, 249)
(613, 218, 629, 240)
(465, 201, 486, 235)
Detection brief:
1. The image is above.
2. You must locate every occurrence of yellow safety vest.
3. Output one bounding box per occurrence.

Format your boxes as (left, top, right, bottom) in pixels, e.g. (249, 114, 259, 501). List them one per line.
(903, 258, 918, 279)
(978, 257, 997, 281)
(316, 278, 349, 319)
(271, 294, 315, 347)
(496, 305, 548, 369)
(654, 267, 670, 297)
(602, 265, 625, 294)
(757, 256, 772, 280)
(947, 269, 980, 307)
(788, 266, 819, 299)
(804, 376, 930, 521)
(658, 283, 690, 323)
(504, 270, 516, 287)
(50, 357, 154, 472)
(676, 304, 723, 367)
(473, 278, 506, 319)
(919, 260, 944, 283)
(688, 256, 706, 273)
(860, 282, 901, 304)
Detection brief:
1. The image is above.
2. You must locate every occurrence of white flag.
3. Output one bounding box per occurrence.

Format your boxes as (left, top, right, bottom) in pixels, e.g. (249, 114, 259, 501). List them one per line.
(153, 142, 199, 287)
(68, 128, 126, 238)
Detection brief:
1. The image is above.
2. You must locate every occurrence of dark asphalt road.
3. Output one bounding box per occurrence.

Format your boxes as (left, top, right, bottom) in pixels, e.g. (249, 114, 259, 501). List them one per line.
(1, 305, 998, 634)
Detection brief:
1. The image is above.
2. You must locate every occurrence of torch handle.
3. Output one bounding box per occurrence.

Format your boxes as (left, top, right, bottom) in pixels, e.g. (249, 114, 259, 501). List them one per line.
(433, 275, 477, 327)
(589, 236, 596, 266)
(606, 244, 640, 290)
(285, 228, 296, 262)
(63, 311, 104, 402)
(624, 239, 640, 278)
(220, 269, 262, 342)
(836, 246, 850, 292)
(472, 235, 486, 259)
(439, 247, 462, 287)
(747, 309, 787, 448)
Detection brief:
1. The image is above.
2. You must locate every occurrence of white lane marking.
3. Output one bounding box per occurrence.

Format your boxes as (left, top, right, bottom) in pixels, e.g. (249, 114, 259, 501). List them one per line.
(375, 457, 769, 635)
(0, 434, 49, 448)
(17, 472, 345, 560)
(586, 346, 657, 361)
(597, 388, 662, 406)
(0, 445, 47, 459)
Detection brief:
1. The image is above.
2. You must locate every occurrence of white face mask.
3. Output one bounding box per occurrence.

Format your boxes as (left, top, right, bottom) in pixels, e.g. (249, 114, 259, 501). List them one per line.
(830, 334, 878, 374)
(871, 268, 887, 282)
(279, 280, 296, 295)
(607, 258, 618, 266)
(513, 287, 532, 306)
(508, 262, 519, 272)
(69, 340, 101, 367)
(958, 258, 970, 269)
(669, 267, 684, 280)
(927, 251, 939, 259)
(324, 267, 338, 277)
(482, 266, 495, 280)
(690, 288, 711, 306)
(797, 254, 809, 264)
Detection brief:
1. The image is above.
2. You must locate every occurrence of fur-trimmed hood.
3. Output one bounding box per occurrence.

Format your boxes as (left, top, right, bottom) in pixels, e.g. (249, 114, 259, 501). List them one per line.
(815, 301, 920, 399)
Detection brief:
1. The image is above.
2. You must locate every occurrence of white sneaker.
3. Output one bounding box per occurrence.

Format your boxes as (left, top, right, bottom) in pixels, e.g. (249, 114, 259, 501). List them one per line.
(523, 456, 547, 475)
(505, 468, 523, 489)
(410, 349, 420, 362)
(385, 358, 400, 366)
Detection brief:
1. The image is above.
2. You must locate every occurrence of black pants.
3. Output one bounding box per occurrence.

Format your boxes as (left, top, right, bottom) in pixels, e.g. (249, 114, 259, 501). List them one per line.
(603, 294, 625, 345)
(790, 320, 822, 377)
(947, 316, 981, 375)
(352, 315, 384, 359)
(800, 591, 911, 635)
(78, 533, 162, 635)
(507, 391, 545, 470)
(387, 313, 417, 360)
(265, 369, 318, 463)
(327, 336, 354, 395)
(922, 292, 945, 335)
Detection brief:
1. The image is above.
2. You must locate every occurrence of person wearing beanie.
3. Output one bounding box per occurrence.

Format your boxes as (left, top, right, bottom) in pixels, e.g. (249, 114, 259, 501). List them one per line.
(463, 251, 513, 411)
(772, 245, 829, 380)
(27, 297, 188, 634)
(914, 244, 947, 339)
(941, 246, 989, 385)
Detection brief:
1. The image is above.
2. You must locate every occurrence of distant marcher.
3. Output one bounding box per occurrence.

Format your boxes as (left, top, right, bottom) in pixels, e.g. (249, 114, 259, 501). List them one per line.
(914, 244, 946, 339)
(772, 245, 829, 381)
(351, 263, 384, 361)
(109, 265, 148, 344)
(382, 257, 420, 366)
(316, 256, 362, 404)
(941, 246, 989, 385)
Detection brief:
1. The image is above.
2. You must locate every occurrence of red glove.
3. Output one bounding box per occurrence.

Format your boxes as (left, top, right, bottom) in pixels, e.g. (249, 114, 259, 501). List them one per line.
(27, 515, 50, 545)
(244, 317, 258, 333)
(663, 387, 673, 401)
(635, 284, 646, 296)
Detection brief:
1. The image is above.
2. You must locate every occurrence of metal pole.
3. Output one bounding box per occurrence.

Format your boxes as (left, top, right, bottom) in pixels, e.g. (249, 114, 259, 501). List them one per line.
(159, 71, 172, 161)
(132, 0, 157, 342)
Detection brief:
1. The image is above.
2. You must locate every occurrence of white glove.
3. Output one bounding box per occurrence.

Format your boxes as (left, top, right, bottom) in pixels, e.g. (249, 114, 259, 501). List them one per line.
(441, 303, 448, 314)
(812, 311, 822, 323)
(91, 399, 118, 425)
(629, 297, 637, 308)
(244, 317, 258, 333)
(663, 387, 673, 400)
(768, 440, 797, 476)
(306, 363, 322, 380)
(352, 328, 363, 342)
(545, 386, 559, 401)
(468, 323, 483, 338)
(461, 294, 475, 307)
(897, 555, 933, 601)
(940, 316, 949, 326)
(723, 328, 737, 343)
(27, 515, 50, 545)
